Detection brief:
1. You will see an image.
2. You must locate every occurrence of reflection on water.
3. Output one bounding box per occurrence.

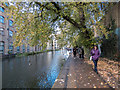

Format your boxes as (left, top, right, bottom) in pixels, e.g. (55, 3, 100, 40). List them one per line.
(2, 50, 67, 88)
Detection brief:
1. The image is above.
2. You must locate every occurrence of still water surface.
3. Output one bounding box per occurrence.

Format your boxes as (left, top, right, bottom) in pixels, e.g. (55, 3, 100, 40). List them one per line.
(2, 50, 68, 88)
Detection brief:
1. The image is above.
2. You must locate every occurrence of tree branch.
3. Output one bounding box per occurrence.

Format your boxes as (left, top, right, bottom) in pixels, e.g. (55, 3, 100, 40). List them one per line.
(35, 2, 90, 38)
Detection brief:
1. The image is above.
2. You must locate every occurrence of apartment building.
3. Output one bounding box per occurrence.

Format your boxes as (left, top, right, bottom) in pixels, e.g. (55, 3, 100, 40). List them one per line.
(0, 2, 41, 58)
(47, 29, 60, 50)
(47, 36, 59, 50)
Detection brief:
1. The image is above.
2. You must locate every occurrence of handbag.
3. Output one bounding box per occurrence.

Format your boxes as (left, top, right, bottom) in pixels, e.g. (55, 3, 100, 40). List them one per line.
(90, 56, 92, 61)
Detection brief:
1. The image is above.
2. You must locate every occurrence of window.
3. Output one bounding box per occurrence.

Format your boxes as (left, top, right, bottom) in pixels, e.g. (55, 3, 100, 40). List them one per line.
(0, 7, 4, 12)
(0, 41, 4, 54)
(0, 28, 4, 35)
(0, 16, 4, 23)
(8, 42, 13, 53)
(22, 45, 25, 53)
(27, 45, 29, 52)
(9, 20, 13, 26)
(17, 46, 20, 53)
(9, 30, 13, 37)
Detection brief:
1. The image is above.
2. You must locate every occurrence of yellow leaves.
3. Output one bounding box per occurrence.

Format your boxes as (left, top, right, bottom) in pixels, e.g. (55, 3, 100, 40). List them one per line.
(104, 86, 107, 88)
(101, 82, 103, 85)
(99, 26, 102, 29)
(7, 2, 111, 50)
(86, 58, 118, 88)
(49, 3, 53, 6)
(93, 86, 97, 88)
(31, 32, 34, 34)
(98, 12, 100, 15)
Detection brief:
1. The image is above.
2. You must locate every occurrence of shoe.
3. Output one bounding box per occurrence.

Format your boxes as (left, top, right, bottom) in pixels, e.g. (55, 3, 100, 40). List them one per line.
(92, 68, 95, 71)
(96, 71, 98, 74)
(93, 69, 97, 73)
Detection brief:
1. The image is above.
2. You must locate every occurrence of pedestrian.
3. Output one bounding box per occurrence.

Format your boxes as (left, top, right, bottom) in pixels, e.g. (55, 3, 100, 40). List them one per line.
(81, 47, 84, 59)
(69, 48, 72, 55)
(78, 47, 82, 59)
(67, 49, 70, 58)
(73, 46, 77, 58)
(76, 46, 78, 56)
(91, 45, 100, 74)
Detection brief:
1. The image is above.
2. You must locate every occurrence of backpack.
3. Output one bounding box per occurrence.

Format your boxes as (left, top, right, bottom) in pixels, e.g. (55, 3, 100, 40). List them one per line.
(78, 48, 82, 54)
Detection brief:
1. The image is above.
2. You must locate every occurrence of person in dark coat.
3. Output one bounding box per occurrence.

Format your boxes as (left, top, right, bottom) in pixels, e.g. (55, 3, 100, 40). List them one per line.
(73, 47, 77, 58)
(78, 47, 82, 59)
(81, 47, 84, 59)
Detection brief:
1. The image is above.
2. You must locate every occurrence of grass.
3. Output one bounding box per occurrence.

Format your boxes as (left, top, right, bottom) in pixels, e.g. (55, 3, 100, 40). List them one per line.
(15, 49, 60, 57)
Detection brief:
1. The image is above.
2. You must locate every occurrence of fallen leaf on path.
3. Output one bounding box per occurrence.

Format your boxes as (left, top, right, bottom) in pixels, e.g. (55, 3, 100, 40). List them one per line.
(88, 77, 90, 79)
(104, 86, 106, 88)
(84, 84, 86, 86)
(74, 80, 76, 82)
(101, 82, 103, 85)
(113, 86, 115, 88)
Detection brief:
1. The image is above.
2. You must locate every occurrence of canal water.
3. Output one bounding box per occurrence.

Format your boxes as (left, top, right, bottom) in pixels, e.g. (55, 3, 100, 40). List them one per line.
(2, 49, 68, 88)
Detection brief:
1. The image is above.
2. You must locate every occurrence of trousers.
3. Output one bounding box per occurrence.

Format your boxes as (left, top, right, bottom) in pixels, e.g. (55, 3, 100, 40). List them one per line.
(92, 59, 98, 72)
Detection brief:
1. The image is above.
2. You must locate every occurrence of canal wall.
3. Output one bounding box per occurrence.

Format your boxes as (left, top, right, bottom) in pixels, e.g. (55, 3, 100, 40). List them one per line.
(0, 54, 16, 59)
(52, 56, 71, 88)
(0, 49, 60, 59)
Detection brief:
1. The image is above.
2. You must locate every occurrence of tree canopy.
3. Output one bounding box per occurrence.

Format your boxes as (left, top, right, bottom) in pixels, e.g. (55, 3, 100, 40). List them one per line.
(3, 2, 115, 49)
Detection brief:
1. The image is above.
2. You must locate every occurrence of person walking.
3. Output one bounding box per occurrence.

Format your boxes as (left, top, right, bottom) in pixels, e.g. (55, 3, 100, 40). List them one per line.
(76, 46, 79, 56)
(73, 47, 77, 59)
(81, 47, 84, 59)
(78, 47, 82, 59)
(91, 45, 100, 74)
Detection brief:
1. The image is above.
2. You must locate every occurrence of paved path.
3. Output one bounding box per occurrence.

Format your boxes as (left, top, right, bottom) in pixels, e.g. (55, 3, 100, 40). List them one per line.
(52, 55, 114, 89)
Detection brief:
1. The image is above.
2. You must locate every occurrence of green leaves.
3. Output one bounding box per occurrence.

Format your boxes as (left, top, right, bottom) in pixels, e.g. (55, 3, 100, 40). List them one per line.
(5, 2, 115, 51)
(5, 2, 52, 49)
